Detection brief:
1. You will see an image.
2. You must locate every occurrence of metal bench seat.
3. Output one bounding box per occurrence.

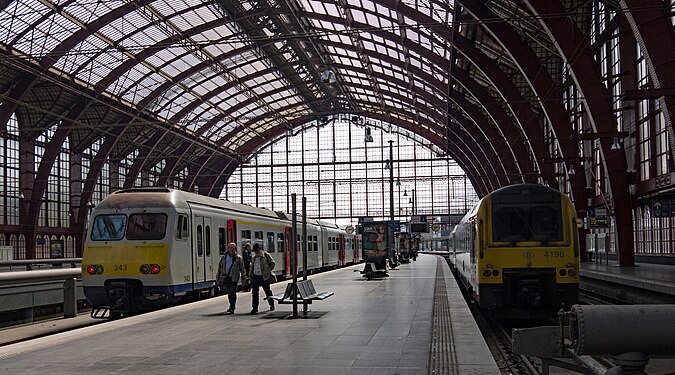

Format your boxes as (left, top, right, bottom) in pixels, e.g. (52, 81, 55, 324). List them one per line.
(266, 280, 333, 304)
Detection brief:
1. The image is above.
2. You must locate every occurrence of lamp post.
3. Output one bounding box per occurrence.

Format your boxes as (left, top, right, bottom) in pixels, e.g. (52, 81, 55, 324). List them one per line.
(387, 140, 396, 268)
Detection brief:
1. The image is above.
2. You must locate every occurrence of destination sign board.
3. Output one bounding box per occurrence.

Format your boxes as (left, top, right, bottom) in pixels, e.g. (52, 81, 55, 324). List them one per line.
(653, 199, 675, 218)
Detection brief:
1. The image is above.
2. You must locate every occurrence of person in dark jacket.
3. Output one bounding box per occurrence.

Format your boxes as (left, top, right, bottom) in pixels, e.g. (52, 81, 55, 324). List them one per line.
(241, 243, 252, 291)
(216, 242, 247, 314)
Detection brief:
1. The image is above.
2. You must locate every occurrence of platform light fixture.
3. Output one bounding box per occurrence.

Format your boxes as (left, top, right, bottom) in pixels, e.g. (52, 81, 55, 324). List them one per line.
(364, 127, 373, 143)
(568, 165, 576, 175)
(611, 137, 622, 150)
(384, 160, 392, 169)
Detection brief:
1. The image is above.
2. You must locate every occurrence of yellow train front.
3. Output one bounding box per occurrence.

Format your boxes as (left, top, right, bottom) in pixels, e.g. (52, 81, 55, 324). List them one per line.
(451, 184, 579, 319)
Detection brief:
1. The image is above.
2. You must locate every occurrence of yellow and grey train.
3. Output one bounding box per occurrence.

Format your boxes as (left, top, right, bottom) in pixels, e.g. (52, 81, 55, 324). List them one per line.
(82, 188, 360, 317)
(449, 184, 579, 319)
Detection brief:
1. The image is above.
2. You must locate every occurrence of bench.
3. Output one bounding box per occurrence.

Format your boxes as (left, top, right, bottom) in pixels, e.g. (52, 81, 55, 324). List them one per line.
(267, 279, 334, 305)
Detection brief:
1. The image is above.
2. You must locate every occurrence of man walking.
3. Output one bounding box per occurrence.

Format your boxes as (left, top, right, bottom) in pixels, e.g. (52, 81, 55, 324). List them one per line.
(216, 242, 247, 314)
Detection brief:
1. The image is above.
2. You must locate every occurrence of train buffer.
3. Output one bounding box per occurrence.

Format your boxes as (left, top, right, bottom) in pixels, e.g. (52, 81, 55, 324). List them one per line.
(266, 279, 334, 305)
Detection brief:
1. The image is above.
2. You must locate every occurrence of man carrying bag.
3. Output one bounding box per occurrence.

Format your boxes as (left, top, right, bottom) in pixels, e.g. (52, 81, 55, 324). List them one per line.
(216, 242, 247, 314)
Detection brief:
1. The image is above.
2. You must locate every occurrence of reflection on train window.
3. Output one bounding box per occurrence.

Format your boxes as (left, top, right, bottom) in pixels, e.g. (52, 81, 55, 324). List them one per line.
(197, 225, 203, 256)
(176, 215, 189, 240)
(218, 228, 226, 255)
(241, 230, 251, 240)
(205, 225, 211, 256)
(127, 213, 167, 240)
(492, 205, 562, 242)
(91, 214, 127, 241)
(277, 233, 285, 253)
(267, 232, 275, 253)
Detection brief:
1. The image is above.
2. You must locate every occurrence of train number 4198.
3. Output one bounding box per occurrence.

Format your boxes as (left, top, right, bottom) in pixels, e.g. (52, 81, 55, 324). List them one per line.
(544, 251, 565, 258)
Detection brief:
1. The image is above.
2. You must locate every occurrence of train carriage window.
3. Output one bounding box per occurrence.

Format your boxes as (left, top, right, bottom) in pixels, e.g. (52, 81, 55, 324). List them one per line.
(277, 233, 285, 253)
(267, 232, 275, 253)
(91, 214, 126, 241)
(127, 213, 167, 240)
(218, 228, 226, 255)
(176, 215, 189, 240)
(313, 235, 318, 251)
(255, 231, 263, 240)
(241, 230, 251, 240)
(197, 225, 203, 256)
(205, 225, 211, 256)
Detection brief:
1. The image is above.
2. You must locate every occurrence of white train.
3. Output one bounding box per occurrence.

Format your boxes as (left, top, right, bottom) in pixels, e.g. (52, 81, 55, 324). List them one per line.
(82, 188, 360, 317)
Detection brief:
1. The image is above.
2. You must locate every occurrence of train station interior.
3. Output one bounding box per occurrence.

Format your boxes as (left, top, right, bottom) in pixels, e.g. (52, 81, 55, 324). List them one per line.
(0, 0, 672, 267)
(1, 1, 675, 374)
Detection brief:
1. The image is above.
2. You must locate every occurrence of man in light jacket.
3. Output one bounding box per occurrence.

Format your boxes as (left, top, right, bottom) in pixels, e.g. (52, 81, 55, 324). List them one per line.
(216, 242, 247, 314)
(248, 243, 275, 314)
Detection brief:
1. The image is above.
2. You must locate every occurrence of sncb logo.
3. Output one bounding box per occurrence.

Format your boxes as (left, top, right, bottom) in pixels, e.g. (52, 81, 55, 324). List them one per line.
(522, 251, 535, 259)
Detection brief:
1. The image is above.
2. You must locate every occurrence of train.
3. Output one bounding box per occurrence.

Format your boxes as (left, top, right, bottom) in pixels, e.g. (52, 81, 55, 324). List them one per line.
(82, 187, 360, 317)
(449, 184, 580, 319)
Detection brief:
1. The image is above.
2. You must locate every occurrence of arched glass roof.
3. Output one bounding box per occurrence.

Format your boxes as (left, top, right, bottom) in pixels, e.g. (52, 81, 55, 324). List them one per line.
(0, 0, 453, 156)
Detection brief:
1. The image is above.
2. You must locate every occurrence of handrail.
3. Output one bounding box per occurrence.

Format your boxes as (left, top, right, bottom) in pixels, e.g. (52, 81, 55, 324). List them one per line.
(0, 258, 81, 270)
(0, 268, 82, 286)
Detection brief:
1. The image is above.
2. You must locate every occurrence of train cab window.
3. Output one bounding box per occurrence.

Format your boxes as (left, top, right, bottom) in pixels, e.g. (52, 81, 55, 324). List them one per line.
(267, 232, 275, 253)
(313, 235, 318, 251)
(127, 213, 167, 240)
(205, 225, 211, 256)
(277, 233, 285, 253)
(241, 230, 251, 240)
(91, 214, 126, 241)
(197, 225, 203, 256)
(218, 228, 226, 255)
(255, 231, 263, 240)
(176, 215, 189, 240)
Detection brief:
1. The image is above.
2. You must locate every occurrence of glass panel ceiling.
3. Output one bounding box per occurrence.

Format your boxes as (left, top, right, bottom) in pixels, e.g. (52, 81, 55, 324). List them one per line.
(0, 0, 453, 152)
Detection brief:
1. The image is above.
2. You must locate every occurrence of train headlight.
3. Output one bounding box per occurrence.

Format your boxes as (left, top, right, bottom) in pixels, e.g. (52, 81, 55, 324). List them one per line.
(491, 269, 499, 277)
(568, 268, 577, 277)
(86, 265, 104, 275)
(483, 269, 491, 277)
(559, 268, 567, 276)
(140, 264, 161, 274)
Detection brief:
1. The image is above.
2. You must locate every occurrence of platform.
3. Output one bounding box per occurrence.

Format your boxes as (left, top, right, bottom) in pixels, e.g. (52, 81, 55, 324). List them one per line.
(0, 254, 499, 374)
(580, 260, 675, 298)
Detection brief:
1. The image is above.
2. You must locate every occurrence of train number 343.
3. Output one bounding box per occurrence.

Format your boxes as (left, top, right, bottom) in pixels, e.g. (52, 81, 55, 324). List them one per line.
(544, 251, 565, 258)
(113, 264, 128, 271)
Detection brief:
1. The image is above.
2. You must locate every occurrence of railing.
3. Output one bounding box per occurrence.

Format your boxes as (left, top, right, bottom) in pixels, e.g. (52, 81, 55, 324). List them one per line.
(0, 258, 81, 271)
(0, 267, 83, 319)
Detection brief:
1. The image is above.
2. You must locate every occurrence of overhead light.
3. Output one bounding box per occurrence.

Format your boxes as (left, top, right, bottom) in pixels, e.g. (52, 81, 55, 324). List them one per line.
(364, 127, 373, 142)
(403, 189, 408, 197)
(321, 69, 336, 84)
(396, 179, 401, 186)
(611, 136, 622, 150)
(409, 198, 413, 204)
(568, 165, 575, 175)
(384, 160, 391, 169)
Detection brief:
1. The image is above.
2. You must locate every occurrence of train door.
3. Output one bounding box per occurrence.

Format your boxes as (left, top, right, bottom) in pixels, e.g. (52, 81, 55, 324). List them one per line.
(193, 216, 211, 286)
(285, 227, 292, 277)
(339, 234, 345, 266)
(227, 219, 237, 244)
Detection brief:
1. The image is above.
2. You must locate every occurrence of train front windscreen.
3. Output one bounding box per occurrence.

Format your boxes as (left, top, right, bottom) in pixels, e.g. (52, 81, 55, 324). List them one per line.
(490, 186, 563, 243)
